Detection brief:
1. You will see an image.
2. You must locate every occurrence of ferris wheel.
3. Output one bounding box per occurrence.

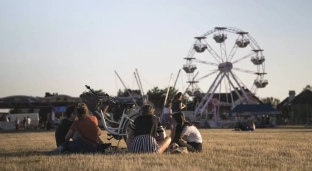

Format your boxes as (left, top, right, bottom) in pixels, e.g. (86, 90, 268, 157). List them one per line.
(182, 27, 268, 116)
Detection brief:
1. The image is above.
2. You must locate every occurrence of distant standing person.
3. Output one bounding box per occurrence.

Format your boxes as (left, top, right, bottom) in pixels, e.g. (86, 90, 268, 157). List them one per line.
(46, 120, 51, 130)
(27, 116, 31, 129)
(171, 92, 186, 113)
(15, 117, 20, 130)
(23, 117, 27, 129)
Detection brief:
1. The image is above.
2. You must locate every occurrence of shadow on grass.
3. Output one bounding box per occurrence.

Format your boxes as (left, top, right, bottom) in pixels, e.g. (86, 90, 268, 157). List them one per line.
(0, 149, 131, 158)
(0, 151, 84, 157)
(231, 130, 312, 133)
(0, 129, 55, 134)
(0, 151, 48, 157)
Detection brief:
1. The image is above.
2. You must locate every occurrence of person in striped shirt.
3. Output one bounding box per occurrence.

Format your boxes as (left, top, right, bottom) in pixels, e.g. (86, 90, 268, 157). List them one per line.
(126, 104, 171, 154)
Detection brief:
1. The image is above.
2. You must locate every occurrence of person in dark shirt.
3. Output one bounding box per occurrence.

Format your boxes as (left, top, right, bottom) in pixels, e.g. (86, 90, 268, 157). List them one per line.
(126, 104, 171, 154)
(55, 105, 76, 147)
(171, 92, 186, 113)
(48, 103, 102, 154)
(23, 117, 27, 129)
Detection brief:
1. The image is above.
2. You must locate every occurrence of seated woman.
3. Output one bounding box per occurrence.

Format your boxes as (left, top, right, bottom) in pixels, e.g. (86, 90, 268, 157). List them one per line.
(126, 104, 171, 154)
(55, 105, 76, 147)
(48, 103, 102, 154)
(171, 112, 202, 152)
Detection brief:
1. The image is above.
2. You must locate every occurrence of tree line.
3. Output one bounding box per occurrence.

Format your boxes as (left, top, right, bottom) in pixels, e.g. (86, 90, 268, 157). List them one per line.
(116, 84, 312, 108)
(8, 84, 312, 114)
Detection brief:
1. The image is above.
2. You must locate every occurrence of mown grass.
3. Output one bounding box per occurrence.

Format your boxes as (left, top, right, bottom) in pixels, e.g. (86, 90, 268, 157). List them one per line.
(1, 129, 312, 171)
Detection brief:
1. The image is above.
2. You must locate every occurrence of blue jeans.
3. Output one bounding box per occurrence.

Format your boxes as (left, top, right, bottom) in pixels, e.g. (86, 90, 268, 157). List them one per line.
(60, 137, 97, 153)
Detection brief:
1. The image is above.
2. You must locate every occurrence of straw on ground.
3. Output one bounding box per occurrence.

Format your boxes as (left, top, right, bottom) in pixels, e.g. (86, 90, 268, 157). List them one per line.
(1, 129, 312, 171)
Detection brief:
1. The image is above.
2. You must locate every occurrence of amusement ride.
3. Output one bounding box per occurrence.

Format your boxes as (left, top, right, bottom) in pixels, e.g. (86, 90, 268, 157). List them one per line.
(182, 27, 268, 120)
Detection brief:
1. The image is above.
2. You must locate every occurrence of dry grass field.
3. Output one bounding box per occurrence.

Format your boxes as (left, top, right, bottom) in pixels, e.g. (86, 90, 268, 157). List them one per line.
(1, 128, 312, 171)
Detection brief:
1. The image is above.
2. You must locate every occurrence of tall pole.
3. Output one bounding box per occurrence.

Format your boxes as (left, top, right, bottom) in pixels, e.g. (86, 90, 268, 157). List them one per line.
(135, 68, 145, 97)
(168, 69, 181, 100)
(134, 72, 141, 94)
(164, 74, 174, 107)
(161, 73, 173, 120)
(173, 69, 181, 90)
(115, 71, 139, 107)
(135, 69, 148, 105)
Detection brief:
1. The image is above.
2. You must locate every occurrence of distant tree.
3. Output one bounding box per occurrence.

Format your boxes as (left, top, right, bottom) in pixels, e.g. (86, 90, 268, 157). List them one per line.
(147, 86, 179, 108)
(261, 97, 280, 106)
(9, 108, 23, 114)
(303, 85, 312, 92)
(27, 109, 35, 113)
(92, 89, 107, 96)
(117, 89, 124, 97)
(117, 89, 141, 97)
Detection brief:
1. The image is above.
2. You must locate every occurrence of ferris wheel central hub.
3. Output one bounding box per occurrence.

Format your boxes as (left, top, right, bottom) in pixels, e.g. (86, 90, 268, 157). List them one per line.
(218, 62, 233, 72)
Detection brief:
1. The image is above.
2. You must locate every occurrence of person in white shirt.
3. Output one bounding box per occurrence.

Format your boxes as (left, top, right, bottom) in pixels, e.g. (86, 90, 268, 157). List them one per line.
(15, 117, 20, 130)
(171, 112, 202, 152)
(161, 100, 173, 130)
(27, 116, 31, 129)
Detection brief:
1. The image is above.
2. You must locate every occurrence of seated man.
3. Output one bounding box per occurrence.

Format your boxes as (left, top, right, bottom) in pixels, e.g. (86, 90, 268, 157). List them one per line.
(55, 105, 76, 147)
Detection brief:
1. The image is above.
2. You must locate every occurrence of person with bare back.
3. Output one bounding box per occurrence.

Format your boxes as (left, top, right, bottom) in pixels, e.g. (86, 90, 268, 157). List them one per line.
(126, 105, 171, 154)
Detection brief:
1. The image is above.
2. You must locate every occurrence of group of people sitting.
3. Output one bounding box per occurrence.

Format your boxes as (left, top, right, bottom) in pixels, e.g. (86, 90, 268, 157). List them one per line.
(236, 120, 256, 131)
(126, 104, 202, 154)
(48, 92, 203, 154)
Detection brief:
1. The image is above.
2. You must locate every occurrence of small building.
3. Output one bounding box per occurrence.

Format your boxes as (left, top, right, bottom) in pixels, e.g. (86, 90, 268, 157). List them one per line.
(38, 93, 82, 120)
(230, 104, 280, 127)
(277, 90, 312, 125)
(0, 93, 82, 123)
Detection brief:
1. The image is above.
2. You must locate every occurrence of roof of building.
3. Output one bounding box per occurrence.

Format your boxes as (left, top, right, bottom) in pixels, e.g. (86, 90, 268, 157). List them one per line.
(276, 97, 289, 109)
(291, 90, 312, 105)
(277, 90, 312, 108)
(0, 96, 40, 103)
(230, 104, 279, 115)
(0, 95, 81, 109)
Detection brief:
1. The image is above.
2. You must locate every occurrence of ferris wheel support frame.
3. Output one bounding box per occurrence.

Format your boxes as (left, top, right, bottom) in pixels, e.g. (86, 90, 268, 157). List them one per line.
(194, 72, 221, 115)
(199, 73, 225, 117)
(229, 71, 251, 102)
(194, 72, 222, 116)
(224, 73, 244, 103)
(195, 70, 252, 117)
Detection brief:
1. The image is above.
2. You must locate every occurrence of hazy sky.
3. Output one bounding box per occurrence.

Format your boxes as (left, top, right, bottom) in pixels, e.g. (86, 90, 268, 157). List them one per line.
(0, 0, 311, 103)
